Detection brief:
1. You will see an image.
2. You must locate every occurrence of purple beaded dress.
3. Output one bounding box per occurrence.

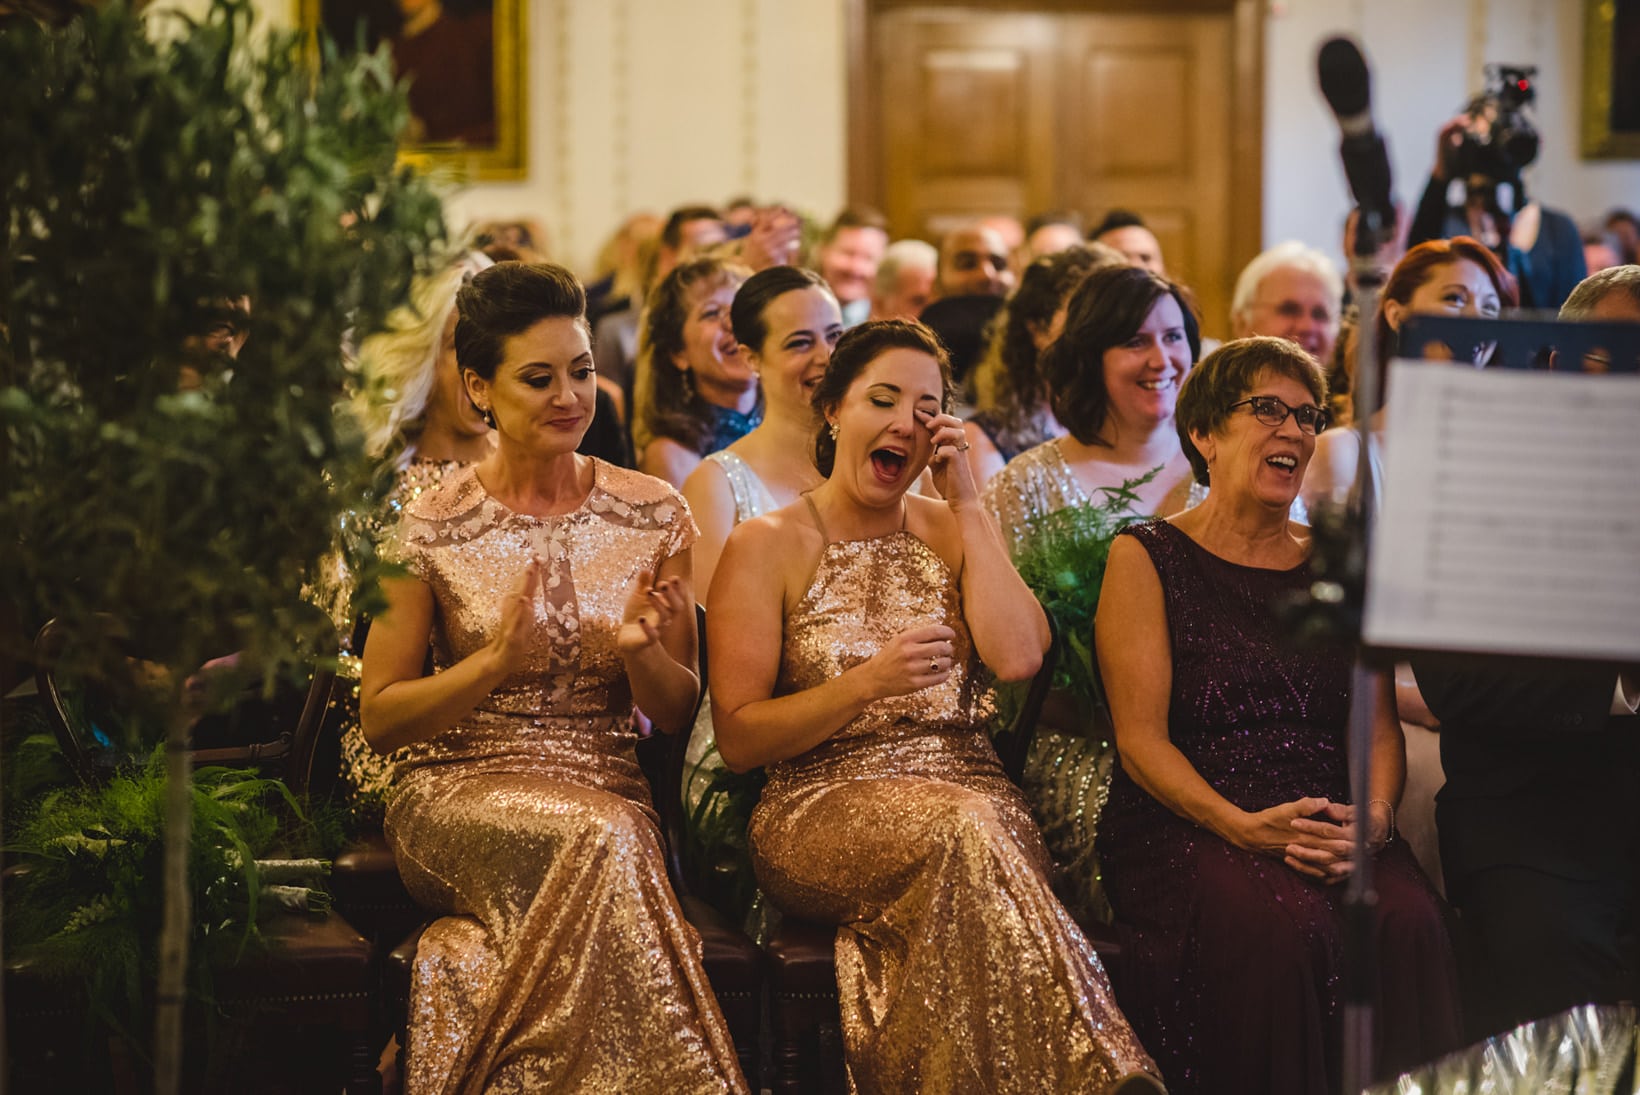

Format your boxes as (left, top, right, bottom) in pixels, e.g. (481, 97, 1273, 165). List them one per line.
(1095, 520, 1461, 1094)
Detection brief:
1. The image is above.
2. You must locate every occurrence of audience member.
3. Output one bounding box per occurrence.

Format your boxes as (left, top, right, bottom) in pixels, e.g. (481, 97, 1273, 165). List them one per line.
(963, 243, 1124, 486)
(937, 223, 1014, 299)
(1090, 210, 1165, 275)
(1605, 208, 1639, 264)
(1408, 266, 1639, 1040)
(360, 260, 747, 1093)
(814, 206, 889, 328)
(1024, 211, 1085, 262)
(868, 239, 938, 322)
(709, 320, 1161, 1094)
(1096, 336, 1461, 1093)
(586, 211, 663, 326)
(634, 256, 756, 487)
(593, 205, 727, 404)
(982, 263, 1201, 923)
(1582, 229, 1624, 275)
(1229, 241, 1344, 366)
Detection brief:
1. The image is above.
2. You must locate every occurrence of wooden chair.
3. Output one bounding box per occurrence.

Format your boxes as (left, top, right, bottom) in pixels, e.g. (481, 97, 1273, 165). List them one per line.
(382, 605, 766, 1086)
(8, 617, 379, 1094)
(762, 614, 1066, 1095)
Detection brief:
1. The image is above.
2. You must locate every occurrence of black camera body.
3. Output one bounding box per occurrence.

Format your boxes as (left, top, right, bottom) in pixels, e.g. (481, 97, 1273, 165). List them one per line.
(1453, 63, 1541, 185)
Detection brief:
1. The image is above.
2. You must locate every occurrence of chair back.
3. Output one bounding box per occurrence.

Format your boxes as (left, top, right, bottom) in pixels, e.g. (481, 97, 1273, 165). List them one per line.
(993, 611, 1061, 785)
(33, 616, 335, 789)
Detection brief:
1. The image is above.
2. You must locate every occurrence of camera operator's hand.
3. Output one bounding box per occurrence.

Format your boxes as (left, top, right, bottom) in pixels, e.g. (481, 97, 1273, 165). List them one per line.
(1432, 115, 1469, 181)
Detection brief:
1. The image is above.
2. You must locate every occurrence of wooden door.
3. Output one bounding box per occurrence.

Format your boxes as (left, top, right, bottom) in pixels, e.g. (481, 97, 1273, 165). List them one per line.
(856, 2, 1260, 335)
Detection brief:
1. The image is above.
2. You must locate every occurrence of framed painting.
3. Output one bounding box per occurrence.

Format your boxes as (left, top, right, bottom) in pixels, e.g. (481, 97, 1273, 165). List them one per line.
(297, 0, 525, 179)
(1582, 0, 1640, 158)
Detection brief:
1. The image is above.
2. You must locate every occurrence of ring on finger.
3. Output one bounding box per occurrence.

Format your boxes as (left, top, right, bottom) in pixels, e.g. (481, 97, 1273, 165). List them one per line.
(929, 657, 940, 674)
(956, 441, 970, 451)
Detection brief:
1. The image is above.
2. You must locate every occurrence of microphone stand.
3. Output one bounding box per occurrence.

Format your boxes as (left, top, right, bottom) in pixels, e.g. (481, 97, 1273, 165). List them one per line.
(1339, 206, 1391, 1095)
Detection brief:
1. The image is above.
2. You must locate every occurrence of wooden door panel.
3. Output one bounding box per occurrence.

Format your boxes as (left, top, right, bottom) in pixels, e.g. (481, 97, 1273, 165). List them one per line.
(878, 12, 1058, 243)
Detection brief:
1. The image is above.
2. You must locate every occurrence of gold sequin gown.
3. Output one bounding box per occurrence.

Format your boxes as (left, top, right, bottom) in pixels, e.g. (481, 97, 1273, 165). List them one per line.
(384, 460, 747, 1095)
(747, 499, 1157, 1094)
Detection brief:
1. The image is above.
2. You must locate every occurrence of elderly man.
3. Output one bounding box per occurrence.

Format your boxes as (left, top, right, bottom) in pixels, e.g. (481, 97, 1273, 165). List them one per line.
(869, 239, 937, 322)
(815, 206, 889, 327)
(1229, 241, 1343, 365)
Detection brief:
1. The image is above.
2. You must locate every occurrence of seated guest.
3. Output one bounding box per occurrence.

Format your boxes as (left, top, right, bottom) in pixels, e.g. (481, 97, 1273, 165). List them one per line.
(963, 243, 1124, 486)
(709, 320, 1161, 1094)
(868, 238, 937, 322)
(1411, 264, 1639, 1040)
(814, 206, 889, 328)
(680, 266, 843, 809)
(1301, 236, 1513, 513)
(360, 261, 747, 1093)
(1090, 210, 1165, 276)
(981, 263, 1201, 924)
(1229, 241, 1343, 366)
(935, 222, 1014, 299)
(634, 256, 756, 487)
(1024, 211, 1086, 261)
(1095, 336, 1461, 1093)
(594, 204, 727, 402)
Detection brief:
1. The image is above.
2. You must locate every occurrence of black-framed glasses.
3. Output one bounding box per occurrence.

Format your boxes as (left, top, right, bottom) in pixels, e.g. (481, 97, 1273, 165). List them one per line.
(1227, 395, 1330, 435)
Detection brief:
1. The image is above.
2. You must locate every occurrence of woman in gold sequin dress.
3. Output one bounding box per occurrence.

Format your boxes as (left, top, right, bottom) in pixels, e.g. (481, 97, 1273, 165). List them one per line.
(710, 320, 1162, 1094)
(361, 262, 747, 1094)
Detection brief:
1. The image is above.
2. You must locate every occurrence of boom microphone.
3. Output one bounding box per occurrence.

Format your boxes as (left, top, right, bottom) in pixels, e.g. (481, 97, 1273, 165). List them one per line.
(1317, 36, 1395, 256)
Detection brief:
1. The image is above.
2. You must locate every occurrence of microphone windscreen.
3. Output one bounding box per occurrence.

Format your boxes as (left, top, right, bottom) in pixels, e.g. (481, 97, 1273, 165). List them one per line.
(1317, 36, 1371, 119)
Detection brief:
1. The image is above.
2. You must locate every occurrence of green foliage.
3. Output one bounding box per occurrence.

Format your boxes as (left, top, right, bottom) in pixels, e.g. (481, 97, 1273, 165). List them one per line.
(4, 751, 328, 1035)
(682, 747, 766, 925)
(1005, 468, 1160, 727)
(0, 0, 446, 695)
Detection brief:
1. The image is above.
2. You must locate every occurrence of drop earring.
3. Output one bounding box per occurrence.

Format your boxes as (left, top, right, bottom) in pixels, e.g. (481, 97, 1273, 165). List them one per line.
(478, 404, 495, 428)
(828, 422, 839, 440)
(681, 369, 696, 401)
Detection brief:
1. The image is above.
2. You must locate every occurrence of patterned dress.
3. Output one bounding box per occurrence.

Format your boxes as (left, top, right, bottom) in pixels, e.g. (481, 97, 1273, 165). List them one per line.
(384, 460, 746, 1094)
(748, 497, 1157, 1094)
(1095, 520, 1460, 1094)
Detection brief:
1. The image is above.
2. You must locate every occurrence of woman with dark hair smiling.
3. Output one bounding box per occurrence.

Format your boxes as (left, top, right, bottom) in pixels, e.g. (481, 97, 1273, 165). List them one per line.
(360, 262, 747, 1093)
(634, 256, 756, 487)
(1094, 337, 1459, 1093)
(980, 262, 1201, 925)
(709, 320, 1160, 1094)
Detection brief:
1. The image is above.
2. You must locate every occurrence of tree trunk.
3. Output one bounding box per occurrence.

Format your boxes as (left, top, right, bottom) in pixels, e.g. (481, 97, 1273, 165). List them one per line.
(153, 702, 192, 1095)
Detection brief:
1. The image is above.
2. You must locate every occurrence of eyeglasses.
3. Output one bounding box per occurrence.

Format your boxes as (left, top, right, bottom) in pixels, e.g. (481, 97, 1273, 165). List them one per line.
(1227, 395, 1330, 434)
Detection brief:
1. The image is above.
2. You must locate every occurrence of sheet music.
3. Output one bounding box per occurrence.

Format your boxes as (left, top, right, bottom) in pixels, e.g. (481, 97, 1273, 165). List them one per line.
(1363, 360, 1640, 662)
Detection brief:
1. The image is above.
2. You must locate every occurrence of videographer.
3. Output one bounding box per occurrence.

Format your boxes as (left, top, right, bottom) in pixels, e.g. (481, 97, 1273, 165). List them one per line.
(1408, 66, 1586, 310)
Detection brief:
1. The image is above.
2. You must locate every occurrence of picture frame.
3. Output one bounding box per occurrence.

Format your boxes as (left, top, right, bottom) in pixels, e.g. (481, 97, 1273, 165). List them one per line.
(1582, 0, 1640, 159)
(296, 0, 526, 180)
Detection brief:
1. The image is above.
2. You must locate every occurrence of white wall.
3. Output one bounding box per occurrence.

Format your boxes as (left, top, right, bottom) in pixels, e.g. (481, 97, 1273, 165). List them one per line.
(192, 0, 1636, 278)
(1264, 0, 1640, 264)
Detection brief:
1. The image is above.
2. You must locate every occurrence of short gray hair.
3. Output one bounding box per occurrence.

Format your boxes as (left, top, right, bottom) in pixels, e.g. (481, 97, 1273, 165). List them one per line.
(873, 238, 938, 296)
(1230, 241, 1344, 327)
(1560, 264, 1640, 320)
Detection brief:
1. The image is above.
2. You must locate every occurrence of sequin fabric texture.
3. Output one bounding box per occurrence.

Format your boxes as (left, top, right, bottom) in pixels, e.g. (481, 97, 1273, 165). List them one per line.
(336, 457, 469, 821)
(1094, 519, 1459, 1093)
(382, 460, 747, 1095)
(747, 520, 1157, 1094)
(982, 436, 1120, 925)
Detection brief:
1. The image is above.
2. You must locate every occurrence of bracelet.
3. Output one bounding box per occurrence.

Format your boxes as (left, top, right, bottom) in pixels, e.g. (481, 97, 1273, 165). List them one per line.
(1368, 798, 1396, 845)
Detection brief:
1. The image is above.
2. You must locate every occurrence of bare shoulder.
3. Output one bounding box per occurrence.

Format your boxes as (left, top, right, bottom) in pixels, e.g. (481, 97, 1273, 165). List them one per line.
(682, 453, 733, 510)
(640, 437, 702, 490)
(906, 493, 965, 571)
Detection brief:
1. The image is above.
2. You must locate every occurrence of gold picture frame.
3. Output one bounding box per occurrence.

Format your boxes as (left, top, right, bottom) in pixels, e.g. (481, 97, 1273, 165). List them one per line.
(1582, 0, 1640, 159)
(297, 0, 526, 180)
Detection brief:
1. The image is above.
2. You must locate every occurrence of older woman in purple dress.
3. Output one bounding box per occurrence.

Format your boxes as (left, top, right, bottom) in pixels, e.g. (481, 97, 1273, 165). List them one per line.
(1093, 336, 1460, 1093)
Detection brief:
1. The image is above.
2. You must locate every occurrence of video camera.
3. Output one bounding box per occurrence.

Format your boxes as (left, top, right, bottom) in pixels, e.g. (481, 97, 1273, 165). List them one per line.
(1453, 64, 1540, 186)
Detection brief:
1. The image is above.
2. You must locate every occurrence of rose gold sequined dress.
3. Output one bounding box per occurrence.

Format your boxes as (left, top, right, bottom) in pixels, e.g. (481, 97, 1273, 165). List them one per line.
(383, 460, 746, 1095)
(748, 502, 1158, 1094)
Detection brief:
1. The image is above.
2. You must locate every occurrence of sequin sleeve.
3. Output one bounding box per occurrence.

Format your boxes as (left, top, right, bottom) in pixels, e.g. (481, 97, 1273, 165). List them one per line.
(379, 511, 435, 582)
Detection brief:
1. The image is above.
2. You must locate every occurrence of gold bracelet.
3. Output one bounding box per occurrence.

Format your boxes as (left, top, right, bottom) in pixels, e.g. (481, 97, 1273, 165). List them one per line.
(1368, 798, 1396, 844)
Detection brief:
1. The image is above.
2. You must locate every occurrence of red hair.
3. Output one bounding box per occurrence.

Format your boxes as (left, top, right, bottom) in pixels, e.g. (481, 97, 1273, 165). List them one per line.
(1371, 236, 1518, 388)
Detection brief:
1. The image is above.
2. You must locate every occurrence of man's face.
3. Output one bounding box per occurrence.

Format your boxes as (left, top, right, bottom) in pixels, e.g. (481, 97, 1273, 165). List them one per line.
(939, 227, 1012, 298)
(1098, 225, 1165, 275)
(819, 226, 888, 306)
(872, 264, 936, 321)
(657, 216, 729, 280)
